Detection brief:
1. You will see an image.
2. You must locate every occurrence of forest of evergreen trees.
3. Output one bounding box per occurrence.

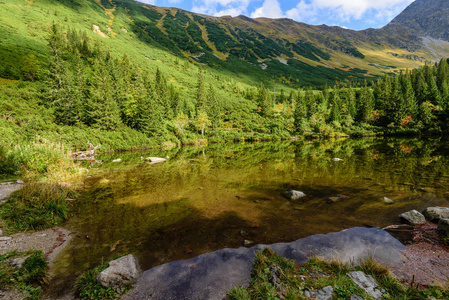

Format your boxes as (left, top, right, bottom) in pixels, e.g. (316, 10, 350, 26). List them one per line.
(45, 24, 449, 145)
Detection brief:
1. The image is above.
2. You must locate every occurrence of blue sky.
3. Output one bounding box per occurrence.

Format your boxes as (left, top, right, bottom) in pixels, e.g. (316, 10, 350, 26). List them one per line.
(137, 0, 415, 31)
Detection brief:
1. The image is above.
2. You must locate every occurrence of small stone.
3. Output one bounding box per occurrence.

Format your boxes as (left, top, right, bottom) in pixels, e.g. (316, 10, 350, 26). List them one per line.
(399, 210, 426, 225)
(332, 158, 343, 161)
(328, 197, 340, 203)
(112, 159, 122, 163)
(0, 237, 12, 241)
(16, 180, 24, 184)
(243, 240, 253, 246)
(316, 286, 334, 300)
(349, 271, 385, 299)
(383, 197, 395, 205)
(304, 290, 313, 297)
(438, 218, 449, 238)
(9, 256, 30, 269)
(285, 190, 306, 200)
(423, 207, 449, 222)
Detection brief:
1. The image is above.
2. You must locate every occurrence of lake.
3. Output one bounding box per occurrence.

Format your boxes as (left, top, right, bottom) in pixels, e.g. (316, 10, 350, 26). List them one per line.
(48, 137, 449, 296)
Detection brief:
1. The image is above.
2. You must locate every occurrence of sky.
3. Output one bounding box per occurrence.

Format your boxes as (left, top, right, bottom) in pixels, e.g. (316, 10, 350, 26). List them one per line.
(137, 0, 416, 31)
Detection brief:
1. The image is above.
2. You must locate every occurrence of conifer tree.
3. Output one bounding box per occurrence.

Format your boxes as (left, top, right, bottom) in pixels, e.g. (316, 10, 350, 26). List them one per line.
(196, 68, 206, 109)
(88, 55, 122, 130)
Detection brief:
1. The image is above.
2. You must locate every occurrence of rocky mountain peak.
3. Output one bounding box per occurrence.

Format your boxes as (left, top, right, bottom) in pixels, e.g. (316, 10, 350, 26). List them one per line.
(385, 0, 449, 40)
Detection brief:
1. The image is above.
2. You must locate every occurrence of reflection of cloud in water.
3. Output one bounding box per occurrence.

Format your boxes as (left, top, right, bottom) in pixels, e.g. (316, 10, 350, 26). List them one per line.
(123, 227, 405, 300)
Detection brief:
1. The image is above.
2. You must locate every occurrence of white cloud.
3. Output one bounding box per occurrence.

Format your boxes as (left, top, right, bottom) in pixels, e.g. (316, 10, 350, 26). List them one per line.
(286, 0, 414, 27)
(139, 0, 157, 4)
(251, 0, 284, 18)
(192, 0, 251, 16)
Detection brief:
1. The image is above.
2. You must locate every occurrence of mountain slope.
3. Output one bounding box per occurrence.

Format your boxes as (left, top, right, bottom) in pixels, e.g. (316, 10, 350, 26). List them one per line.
(1, 0, 449, 88)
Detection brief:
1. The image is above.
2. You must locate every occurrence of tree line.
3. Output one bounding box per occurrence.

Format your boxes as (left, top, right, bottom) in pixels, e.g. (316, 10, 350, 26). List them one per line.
(46, 24, 449, 143)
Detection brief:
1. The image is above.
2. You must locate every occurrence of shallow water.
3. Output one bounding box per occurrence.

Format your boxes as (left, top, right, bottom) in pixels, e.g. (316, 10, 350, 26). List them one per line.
(48, 137, 449, 295)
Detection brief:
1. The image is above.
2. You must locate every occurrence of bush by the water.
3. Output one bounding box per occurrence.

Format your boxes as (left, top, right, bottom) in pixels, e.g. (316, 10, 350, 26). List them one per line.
(0, 183, 75, 232)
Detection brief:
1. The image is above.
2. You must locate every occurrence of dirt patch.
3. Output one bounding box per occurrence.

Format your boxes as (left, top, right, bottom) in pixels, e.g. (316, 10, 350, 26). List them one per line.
(0, 227, 72, 268)
(0, 182, 23, 204)
(391, 222, 449, 287)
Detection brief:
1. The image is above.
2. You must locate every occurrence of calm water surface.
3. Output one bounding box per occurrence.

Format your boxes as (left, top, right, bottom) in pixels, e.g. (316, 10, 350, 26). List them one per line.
(49, 137, 449, 294)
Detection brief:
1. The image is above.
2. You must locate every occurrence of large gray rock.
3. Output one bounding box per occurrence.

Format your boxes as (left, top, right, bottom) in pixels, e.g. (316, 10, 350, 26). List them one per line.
(423, 207, 449, 222)
(399, 210, 426, 225)
(97, 254, 142, 288)
(438, 219, 449, 238)
(123, 227, 404, 300)
(348, 271, 385, 299)
(285, 190, 306, 200)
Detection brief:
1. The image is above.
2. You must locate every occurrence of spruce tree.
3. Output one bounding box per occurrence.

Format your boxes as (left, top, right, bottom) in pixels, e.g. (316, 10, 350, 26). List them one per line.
(196, 68, 206, 109)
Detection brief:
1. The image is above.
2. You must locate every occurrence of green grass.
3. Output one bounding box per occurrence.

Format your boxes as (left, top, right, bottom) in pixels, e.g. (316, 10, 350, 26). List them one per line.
(227, 248, 449, 300)
(0, 250, 48, 300)
(0, 182, 76, 233)
(73, 260, 132, 300)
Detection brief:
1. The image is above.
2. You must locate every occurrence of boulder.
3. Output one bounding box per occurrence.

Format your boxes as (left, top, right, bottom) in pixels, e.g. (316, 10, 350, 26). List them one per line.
(348, 271, 385, 299)
(285, 190, 306, 200)
(350, 295, 364, 300)
(399, 210, 426, 225)
(144, 157, 167, 164)
(423, 207, 449, 222)
(438, 219, 449, 238)
(97, 254, 142, 288)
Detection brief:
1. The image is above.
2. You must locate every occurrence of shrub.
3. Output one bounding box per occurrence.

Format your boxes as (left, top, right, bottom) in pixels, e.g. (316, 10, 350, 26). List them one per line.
(0, 182, 74, 232)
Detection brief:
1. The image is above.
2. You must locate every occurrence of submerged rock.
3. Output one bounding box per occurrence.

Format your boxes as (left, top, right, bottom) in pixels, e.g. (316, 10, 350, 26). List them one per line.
(423, 207, 449, 222)
(328, 197, 341, 203)
(383, 197, 395, 205)
(348, 271, 385, 299)
(244, 240, 253, 246)
(285, 190, 306, 200)
(399, 210, 426, 225)
(97, 254, 142, 288)
(438, 219, 449, 238)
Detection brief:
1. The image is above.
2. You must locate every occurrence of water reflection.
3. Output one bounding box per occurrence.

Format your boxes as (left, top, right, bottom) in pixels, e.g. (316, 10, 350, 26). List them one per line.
(49, 137, 449, 295)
